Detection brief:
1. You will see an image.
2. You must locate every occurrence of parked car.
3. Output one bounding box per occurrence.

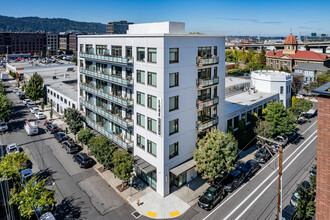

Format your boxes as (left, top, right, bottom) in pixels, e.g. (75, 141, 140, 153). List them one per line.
(240, 160, 261, 178)
(12, 88, 19, 93)
(287, 132, 298, 143)
(282, 205, 297, 220)
(46, 124, 60, 134)
(40, 212, 56, 220)
(6, 143, 20, 154)
(31, 107, 39, 114)
(35, 112, 46, 120)
(73, 153, 93, 168)
(0, 120, 9, 132)
(26, 101, 34, 106)
(20, 168, 37, 187)
(16, 91, 23, 96)
(22, 159, 33, 170)
(254, 148, 272, 164)
(274, 136, 288, 147)
(19, 94, 25, 100)
(223, 170, 246, 193)
(23, 99, 31, 104)
(54, 132, 69, 143)
(61, 141, 79, 154)
(310, 165, 316, 176)
(290, 181, 310, 206)
(198, 184, 227, 211)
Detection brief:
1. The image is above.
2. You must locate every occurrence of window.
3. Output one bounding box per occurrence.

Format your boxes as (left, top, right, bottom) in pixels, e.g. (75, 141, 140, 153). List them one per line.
(147, 95, 157, 110)
(147, 140, 157, 157)
(64, 99, 67, 104)
(169, 72, 179, 87)
(280, 86, 283, 94)
(112, 46, 122, 57)
(137, 47, 145, 62)
(126, 46, 132, 58)
(137, 70, 145, 84)
(147, 48, 157, 63)
(137, 113, 145, 127)
(137, 134, 145, 149)
(72, 104, 75, 109)
(169, 96, 179, 111)
(198, 47, 211, 58)
(96, 45, 107, 55)
(79, 44, 84, 52)
(169, 142, 179, 159)
(147, 117, 157, 133)
(137, 92, 145, 106)
(213, 46, 218, 56)
(169, 119, 179, 135)
(60, 97, 63, 101)
(169, 48, 179, 63)
(147, 72, 157, 86)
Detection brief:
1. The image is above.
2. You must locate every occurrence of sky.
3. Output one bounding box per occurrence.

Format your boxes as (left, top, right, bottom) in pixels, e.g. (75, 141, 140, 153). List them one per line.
(1, 0, 329, 36)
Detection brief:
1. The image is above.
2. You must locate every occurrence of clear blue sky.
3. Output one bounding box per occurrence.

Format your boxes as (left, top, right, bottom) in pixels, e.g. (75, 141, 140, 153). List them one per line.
(1, 0, 329, 36)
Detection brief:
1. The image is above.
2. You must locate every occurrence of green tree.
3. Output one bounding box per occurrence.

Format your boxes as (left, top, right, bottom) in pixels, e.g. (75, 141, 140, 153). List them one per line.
(41, 100, 45, 111)
(0, 82, 6, 95)
(194, 129, 238, 180)
(88, 136, 116, 169)
(71, 57, 77, 63)
(254, 120, 272, 139)
(9, 177, 56, 219)
(289, 99, 313, 118)
(316, 70, 330, 86)
(292, 75, 303, 94)
(50, 100, 53, 120)
(238, 119, 246, 132)
(0, 93, 13, 120)
(112, 150, 133, 190)
(77, 128, 94, 146)
(0, 152, 30, 180)
(25, 72, 45, 101)
(294, 184, 315, 219)
(264, 102, 295, 137)
(256, 48, 266, 65)
(64, 108, 84, 138)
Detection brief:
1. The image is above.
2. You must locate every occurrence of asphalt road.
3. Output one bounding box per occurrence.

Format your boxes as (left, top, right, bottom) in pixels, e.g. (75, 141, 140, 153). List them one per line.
(1, 81, 138, 220)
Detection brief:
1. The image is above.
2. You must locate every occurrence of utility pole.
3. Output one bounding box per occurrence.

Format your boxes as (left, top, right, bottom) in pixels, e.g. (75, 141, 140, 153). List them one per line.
(257, 135, 283, 220)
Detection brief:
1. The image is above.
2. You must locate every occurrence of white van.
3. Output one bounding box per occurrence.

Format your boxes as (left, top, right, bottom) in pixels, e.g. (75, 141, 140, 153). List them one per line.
(24, 120, 39, 136)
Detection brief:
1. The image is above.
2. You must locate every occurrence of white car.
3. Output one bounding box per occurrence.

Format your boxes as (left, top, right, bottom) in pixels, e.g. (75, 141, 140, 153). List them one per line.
(35, 112, 46, 120)
(31, 107, 39, 114)
(0, 121, 8, 132)
(12, 88, 19, 93)
(23, 99, 31, 104)
(6, 143, 20, 154)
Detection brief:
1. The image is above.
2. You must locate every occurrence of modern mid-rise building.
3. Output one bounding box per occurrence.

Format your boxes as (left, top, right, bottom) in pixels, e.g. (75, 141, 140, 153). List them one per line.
(77, 22, 225, 197)
(46, 33, 58, 55)
(106, 21, 134, 34)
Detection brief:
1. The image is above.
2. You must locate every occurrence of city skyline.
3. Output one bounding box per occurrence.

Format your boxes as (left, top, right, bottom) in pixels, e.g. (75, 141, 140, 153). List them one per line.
(0, 0, 329, 36)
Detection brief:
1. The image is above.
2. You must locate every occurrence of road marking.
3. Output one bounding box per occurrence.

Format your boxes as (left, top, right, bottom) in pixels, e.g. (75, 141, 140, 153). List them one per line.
(234, 135, 317, 220)
(170, 211, 180, 217)
(146, 211, 157, 218)
(203, 122, 317, 220)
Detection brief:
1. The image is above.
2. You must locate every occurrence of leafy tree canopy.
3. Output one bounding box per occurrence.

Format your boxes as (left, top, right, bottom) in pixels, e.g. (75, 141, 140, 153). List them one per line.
(25, 72, 45, 101)
(88, 136, 116, 169)
(0, 81, 6, 95)
(0, 93, 13, 120)
(254, 120, 272, 139)
(295, 184, 315, 220)
(64, 108, 84, 136)
(0, 152, 30, 180)
(77, 128, 95, 146)
(112, 150, 133, 189)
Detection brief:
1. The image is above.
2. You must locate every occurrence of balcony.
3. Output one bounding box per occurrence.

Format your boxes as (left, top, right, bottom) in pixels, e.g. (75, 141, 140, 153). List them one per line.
(80, 52, 133, 65)
(84, 118, 133, 150)
(80, 83, 133, 108)
(80, 99, 133, 129)
(196, 96, 219, 110)
(80, 68, 133, 86)
(196, 77, 219, 88)
(196, 56, 219, 66)
(196, 116, 218, 132)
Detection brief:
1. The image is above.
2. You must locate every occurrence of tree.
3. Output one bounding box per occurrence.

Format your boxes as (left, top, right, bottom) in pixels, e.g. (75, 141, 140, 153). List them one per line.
(264, 102, 295, 137)
(238, 119, 246, 132)
(254, 120, 272, 139)
(0, 152, 30, 180)
(88, 136, 116, 169)
(289, 99, 313, 118)
(50, 100, 53, 120)
(25, 72, 45, 101)
(316, 70, 330, 86)
(41, 101, 45, 111)
(292, 75, 303, 94)
(9, 177, 56, 219)
(77, 128, 94, 146)
(194, 129, 238, 180)
(294, 184, 315, 219)
(0, 93, 13, 120)
(112, 150, 133, 190)
(64, 108, 83, 138)
(71, 57, 77, 64)
(0, 82, 6, 95)
(256, 48, 266, 65)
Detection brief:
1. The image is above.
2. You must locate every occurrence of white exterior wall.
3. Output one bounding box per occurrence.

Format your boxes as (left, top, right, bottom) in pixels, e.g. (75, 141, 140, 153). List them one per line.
(47, 86, 77, 115)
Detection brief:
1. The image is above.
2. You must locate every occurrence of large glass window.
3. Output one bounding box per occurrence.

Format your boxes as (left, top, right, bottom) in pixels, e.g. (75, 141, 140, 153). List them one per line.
(147, 140, 157, 157)
(86, 44, 93, 54)
(137, 47, 145, 62)
(137, 91, 145, 106)
(169, 142, 179, 159)
(137, 113, 145, 127)
(137, 70, 145, 84)
(213, 46, 218, 56)
(169, 96, 179, 111)
(79, 44, 84, 52)
(147, 48, 157, 63)
(169, 72, 179, 88)
(169, 48, 179, 63)
(147, 95, 157, 110)
(198, 68, 212, 79)
(126, 46, 132, 58)
(198, 46, 212, 58)
(169, 119, 179, 135)
(112, 46, 122, 57)
(147, 72, 157, 87)
(96, 45, 107, 55)
(147, 117, 157, 133)
(280, 86, 284, 94)
(137, 134, 145, 149)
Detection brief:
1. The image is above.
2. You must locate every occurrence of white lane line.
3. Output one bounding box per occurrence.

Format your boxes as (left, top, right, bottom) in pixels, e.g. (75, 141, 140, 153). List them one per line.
(203, 120, 317, 220)
(234, 135, 317, 220)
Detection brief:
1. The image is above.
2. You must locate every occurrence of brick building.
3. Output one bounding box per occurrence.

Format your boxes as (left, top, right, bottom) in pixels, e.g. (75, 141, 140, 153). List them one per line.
(313, 82, 330, 220)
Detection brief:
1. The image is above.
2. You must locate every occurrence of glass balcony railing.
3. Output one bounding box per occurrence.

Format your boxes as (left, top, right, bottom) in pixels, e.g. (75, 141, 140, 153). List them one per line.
(84, 118, 133, 150)
(196, 116, 218, 132)
(80, 68, 133, 86)
(80, 83, 133, 108)
(196, 96, 219, 110)
(196, 77, 219, 88)
(196, 56, 219, 66)
(80, 52, 133, 65)
(80, 99, 133, 129)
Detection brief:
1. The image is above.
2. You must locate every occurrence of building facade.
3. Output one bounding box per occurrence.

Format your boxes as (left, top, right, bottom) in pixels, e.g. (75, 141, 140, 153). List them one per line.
(78, 22, 225, 197)
(294, 63, 329, 84)
(106, 21, 134, 34)
(46, 33, 58, 55)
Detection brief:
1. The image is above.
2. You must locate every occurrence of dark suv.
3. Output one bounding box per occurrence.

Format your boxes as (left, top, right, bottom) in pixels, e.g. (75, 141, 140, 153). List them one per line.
(223, 170, 246, 193)
(73, 153, 93, 168)
(54, 132, 69, 143)
(240, 160, 261, 178)
(61, 141, 79, 154)
(254, 148, 272, 164)
(198, 184, 227, 211)
(46, 124, 59, 134)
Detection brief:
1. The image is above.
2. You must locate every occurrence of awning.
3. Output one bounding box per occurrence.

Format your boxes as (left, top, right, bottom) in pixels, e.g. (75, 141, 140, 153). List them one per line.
(170, 159, 196, 177)
(133, 155, 156, 174)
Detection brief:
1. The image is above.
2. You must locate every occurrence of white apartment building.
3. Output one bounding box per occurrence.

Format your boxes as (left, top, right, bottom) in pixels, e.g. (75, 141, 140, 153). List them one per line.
(77, 22, 225, 197)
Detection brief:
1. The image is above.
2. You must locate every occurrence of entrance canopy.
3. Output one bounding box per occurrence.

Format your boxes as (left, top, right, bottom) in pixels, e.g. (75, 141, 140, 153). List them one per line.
(133, 155, 156, 174)
(170, 159, 196, 177)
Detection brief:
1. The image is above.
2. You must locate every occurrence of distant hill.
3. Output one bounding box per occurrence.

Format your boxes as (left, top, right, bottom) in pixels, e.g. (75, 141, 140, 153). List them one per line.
(0, 15, 106, 34)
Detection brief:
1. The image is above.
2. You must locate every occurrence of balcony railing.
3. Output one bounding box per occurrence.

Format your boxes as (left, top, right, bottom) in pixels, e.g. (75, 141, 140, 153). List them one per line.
(80, 52, 133, 65)
(196, 96, 219, 110)
(80, 68, 133, 86)
(80, 99, 133, 129)
(196, 77, 219, 88)
(196, 116, 218, 132)
(80, 83, 133, 108)
(196, 56, 219, 66)
(84, 118, 133, 150)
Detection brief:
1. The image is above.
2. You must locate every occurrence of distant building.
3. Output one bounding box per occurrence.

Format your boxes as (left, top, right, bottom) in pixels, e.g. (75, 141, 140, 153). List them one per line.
(266, 33, 330, 71)
(58, 32, 68, 52)
(225, 62, 236, 72)
(58, 32, 79, 55)
(46, 33, 58, 55)
(106, 21, 133, 34)
(294, 63, 329, 83)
